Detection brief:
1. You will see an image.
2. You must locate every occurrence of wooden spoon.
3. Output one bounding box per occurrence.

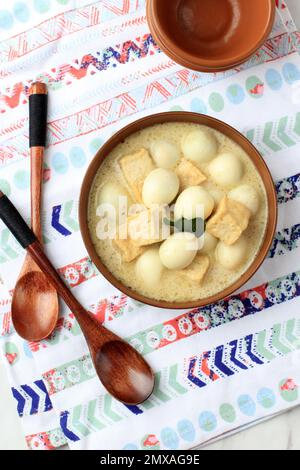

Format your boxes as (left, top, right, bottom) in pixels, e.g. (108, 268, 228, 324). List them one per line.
(0, 192, 155, 405)
(11, 82, 59, 342)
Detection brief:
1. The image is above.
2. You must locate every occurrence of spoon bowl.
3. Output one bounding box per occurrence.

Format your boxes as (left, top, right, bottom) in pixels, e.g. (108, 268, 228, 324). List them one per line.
(95, 340, 154, 405)
(12, 270, 59, 342)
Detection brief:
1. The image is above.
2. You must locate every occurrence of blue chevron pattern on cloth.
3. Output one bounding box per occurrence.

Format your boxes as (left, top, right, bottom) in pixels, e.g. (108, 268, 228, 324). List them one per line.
(245, 335, 264, 365)
(187, 319, 300, 388)
(51, 205, 72, 236)
(60, 411, 80, 442)
(276, 172, 300, 204)
(11, 379, 53, 417)
(124, 405, 144, 415)
(187, 358, 207, 388)
(229, 340, 248, 370)
(214, 345, 235, 376)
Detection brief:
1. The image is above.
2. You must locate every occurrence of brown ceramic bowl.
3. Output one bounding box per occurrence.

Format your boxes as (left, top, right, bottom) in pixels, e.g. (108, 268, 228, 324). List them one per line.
(147, 0, 276, 72)
(79, 112, 277, 309)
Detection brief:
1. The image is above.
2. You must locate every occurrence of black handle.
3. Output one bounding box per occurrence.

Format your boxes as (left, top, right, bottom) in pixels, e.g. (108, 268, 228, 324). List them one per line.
(0, 193, 36, 249)
(29, 84, 48, 148)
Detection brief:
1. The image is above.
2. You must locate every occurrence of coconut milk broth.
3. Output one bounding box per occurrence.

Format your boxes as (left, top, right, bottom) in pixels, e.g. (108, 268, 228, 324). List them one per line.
(88, 122, 268, 302)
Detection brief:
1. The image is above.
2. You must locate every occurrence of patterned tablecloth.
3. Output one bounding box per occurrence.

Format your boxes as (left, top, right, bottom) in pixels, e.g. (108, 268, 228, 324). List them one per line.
(0, 0, 300, 450)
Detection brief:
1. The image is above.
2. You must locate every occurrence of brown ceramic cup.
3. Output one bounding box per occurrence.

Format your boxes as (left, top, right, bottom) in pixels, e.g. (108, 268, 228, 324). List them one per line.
(147, 0, 276, 72)
(79, 112, 277, 310)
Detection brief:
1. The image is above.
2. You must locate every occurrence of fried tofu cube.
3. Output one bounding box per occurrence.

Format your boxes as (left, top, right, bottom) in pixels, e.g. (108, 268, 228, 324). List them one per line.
(206, 196, 251, 245)
(119, 148, 155, 202)
(113, 237, 144, 263)
(175, 159, 206, 190)
(178, 254, 210, 284)
(127, 206, 168, 246)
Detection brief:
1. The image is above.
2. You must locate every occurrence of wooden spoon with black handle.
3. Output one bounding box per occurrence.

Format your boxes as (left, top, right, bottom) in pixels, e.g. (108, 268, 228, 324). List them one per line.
(0, 192, 155, 405)
(11, 82, 59, 342)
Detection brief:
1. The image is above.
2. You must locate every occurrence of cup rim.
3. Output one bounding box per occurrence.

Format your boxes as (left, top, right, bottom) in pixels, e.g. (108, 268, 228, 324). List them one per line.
(146, 0, 276, 72)
(79, 112, 278, 310)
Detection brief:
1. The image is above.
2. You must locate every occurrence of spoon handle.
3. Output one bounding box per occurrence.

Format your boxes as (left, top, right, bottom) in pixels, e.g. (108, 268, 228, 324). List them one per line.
(26, 241, 106, 338)
(29, 82, 48, 241)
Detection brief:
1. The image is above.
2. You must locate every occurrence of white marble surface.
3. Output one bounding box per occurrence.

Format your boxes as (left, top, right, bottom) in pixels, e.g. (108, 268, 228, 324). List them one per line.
(0, 0, 300, 451)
